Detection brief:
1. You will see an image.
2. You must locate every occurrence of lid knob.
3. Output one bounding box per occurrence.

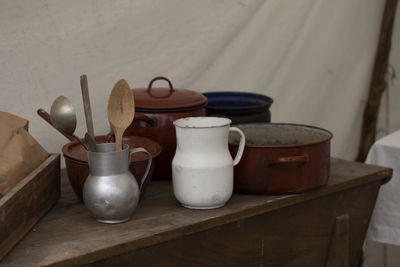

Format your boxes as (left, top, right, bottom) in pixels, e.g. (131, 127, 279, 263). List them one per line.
(134, 76, 207, 110)
(146, 76, 174, 98)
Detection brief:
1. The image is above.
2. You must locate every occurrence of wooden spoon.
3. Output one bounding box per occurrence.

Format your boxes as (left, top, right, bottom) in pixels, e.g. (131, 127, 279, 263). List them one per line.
(107, 79, 135, 151)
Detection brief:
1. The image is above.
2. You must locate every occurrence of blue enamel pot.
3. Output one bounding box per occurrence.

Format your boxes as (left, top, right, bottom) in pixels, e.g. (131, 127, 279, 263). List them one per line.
(203, 92, 273, 124)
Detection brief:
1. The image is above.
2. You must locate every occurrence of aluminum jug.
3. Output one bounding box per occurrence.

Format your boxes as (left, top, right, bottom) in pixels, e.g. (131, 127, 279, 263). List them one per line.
(172, 117, 245, 209)
(83, 143, 152, 224)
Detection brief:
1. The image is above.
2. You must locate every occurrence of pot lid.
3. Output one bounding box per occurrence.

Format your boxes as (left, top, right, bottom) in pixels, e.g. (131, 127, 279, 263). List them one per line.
(62, 135, 161, 162)
(133, 76, 207, 110)
(203, 91, 273, 115)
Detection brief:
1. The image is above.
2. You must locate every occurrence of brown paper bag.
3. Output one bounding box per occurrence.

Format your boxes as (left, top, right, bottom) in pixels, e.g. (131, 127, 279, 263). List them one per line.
(0, 111, 28, 151)
(0, 112, 48, 197)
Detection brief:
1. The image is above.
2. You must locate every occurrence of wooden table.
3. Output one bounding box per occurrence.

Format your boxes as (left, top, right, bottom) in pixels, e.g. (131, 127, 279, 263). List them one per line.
(0, 158, 392, 267)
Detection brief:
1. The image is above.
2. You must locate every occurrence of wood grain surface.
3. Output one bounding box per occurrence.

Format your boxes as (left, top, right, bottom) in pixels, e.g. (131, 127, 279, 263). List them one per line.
(326, 214, 350, 267)
(0, 158, 392, 267)
(0, 154, 60, 261)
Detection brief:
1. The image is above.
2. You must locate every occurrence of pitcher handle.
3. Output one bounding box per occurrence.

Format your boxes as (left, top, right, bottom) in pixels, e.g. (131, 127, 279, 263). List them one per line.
(229, 127, 245, 166)
(130, 148, 153, 191)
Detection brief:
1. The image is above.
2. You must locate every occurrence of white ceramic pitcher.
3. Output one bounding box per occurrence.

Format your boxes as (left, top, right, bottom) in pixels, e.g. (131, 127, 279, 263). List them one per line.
(172, 117, 245, 209)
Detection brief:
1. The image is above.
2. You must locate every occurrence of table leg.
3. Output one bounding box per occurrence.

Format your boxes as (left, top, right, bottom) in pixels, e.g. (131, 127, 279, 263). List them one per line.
(326, 214, 350, 267)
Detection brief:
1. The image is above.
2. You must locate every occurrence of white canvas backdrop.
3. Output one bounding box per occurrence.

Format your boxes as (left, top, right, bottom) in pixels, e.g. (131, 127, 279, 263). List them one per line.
(0, 0, 398, 164)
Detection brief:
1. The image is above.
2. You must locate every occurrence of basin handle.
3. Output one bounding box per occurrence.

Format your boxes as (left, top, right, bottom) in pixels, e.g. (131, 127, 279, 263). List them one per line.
(130, 147, 153, 191)
(134, 113, 158, 127)
(229, 127, 246, 166)
(266, 155, 309, 166)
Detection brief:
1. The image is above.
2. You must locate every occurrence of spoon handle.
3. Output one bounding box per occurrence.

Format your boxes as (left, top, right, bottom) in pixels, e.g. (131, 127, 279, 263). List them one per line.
(80, 75, 95, 140)
(113, 127, 123, 151)
(73, 135, 88, 151)
(37, 109, 76, 142)
(85, 133, 97, 152)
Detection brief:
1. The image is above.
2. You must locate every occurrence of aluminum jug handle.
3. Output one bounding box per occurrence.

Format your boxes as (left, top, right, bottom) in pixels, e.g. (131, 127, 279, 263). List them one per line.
(229, 127, 246, 166)
(130, 147, 153, 191)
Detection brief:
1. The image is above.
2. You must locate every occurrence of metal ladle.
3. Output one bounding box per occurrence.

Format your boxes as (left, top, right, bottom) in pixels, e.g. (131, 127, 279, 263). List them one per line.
(50, 96, 88, 150)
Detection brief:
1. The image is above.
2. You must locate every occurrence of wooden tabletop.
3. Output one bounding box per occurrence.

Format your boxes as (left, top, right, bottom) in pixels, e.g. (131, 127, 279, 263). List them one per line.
(0, 158, 392, 267)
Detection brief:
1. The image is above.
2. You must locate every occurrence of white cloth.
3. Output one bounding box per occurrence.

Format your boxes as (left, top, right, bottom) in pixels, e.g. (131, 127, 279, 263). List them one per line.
(0, 0, 390, 164)
(366, 130, 400, 246)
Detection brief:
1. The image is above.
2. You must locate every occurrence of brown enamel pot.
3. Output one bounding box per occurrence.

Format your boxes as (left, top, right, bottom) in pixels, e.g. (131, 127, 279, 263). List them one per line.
(229, 123, 333, 194)
(126, 76, 207, 181)
(63, 135, 161, 201)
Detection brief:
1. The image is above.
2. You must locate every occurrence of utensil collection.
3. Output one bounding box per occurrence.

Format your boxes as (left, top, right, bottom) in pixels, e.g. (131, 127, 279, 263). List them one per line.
(39, 75, 333, 224)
